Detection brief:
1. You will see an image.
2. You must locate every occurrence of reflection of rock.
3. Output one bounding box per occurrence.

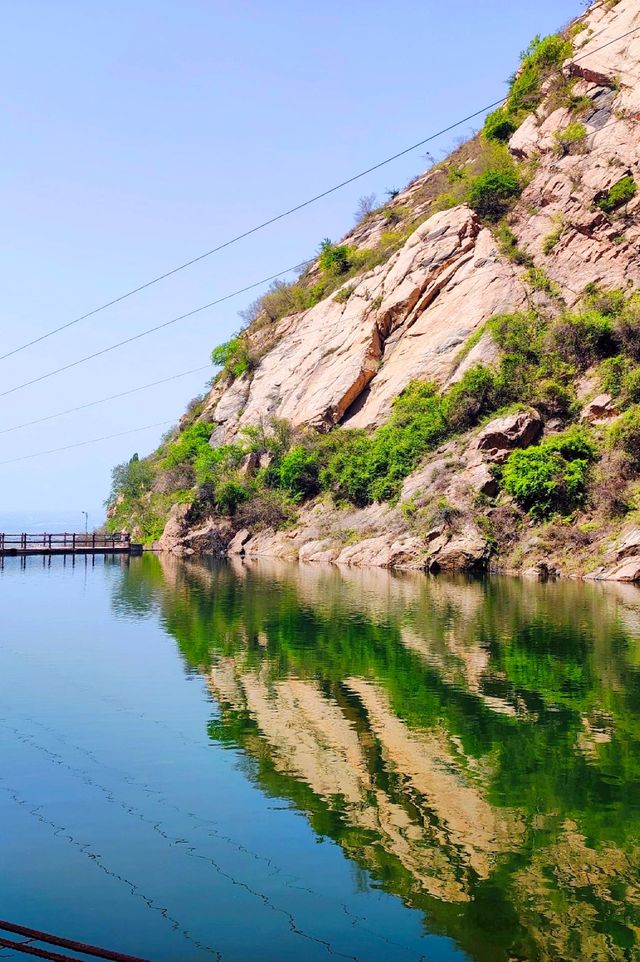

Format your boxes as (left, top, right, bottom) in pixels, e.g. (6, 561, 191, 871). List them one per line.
(143, 551, 640, 959)
(513, 824, 640, 962)
(345, 678, 522, 881)
(206, 661, 520, 903)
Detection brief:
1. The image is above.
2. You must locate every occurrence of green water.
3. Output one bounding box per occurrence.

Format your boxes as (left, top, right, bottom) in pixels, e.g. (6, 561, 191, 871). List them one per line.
(1, 554, 639, 961)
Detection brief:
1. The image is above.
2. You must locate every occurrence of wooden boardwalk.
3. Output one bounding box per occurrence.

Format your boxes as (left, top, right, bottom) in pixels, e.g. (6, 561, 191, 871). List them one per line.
(0, 532, 142, 557)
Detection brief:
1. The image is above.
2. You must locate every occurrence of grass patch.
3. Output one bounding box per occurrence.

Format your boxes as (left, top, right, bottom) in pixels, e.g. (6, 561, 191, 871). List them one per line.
(596, 175, 637, 215)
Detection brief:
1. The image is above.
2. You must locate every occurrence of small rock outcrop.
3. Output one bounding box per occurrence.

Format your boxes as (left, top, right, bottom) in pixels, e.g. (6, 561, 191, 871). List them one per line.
(473, 409, 543, 462)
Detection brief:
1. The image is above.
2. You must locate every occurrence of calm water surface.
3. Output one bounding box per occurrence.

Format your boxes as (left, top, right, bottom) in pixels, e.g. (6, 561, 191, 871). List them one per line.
(1, 554, 639, 962)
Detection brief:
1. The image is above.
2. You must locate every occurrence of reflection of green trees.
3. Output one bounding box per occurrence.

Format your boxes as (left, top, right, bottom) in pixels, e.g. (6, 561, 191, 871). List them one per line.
(115, 555, 640, 961)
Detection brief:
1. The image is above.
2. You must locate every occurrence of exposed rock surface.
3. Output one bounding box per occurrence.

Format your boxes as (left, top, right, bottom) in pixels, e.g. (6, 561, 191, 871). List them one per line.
(473, 409, 543, 462)
(202, 208, 528, 439)
(144, 0, 640, 581)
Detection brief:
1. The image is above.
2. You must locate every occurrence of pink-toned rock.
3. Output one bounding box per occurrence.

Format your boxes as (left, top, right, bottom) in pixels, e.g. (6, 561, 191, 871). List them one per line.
(237, 452, 260, 477)
(201, 207, 528, 444)
(464, 462, 499, 497)
(298, 539, 340, 563)
(336, 536, 424, 569)
(580, 393, 618, 422)
(474, 409, 543, 461)
(228, 528, 251, 555)
(566, 0, 640, 115)
(429, 527, 489, 573)
(154, 502, 191, 553)
(597, 558, 640, 583)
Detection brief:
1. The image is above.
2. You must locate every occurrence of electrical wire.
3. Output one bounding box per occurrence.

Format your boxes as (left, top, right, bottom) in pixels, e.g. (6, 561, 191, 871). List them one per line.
(0, 260, 310, 400)
(0, 421, 174, 466)
(2, 17, 637, 364)
(0, 106, 636, 406)
(0, 365, 211, 436)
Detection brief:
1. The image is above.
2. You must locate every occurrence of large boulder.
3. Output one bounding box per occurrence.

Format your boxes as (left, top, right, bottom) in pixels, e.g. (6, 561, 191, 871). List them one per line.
(473, 408, 543, 462)
(428, 526, 490, 573)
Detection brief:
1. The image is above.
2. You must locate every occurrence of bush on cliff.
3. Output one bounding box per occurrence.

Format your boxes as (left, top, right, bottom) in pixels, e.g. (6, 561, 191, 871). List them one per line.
(319, 368, 501, 506)
(609, 406, 640, 466)
(501, 428, 596, 519)
(211, 337, 255, 378)
(110, 453, 154, 500)
(596, 175, 637, 215)
(483, 32, 572, 140)
(277, 446, 320, 501)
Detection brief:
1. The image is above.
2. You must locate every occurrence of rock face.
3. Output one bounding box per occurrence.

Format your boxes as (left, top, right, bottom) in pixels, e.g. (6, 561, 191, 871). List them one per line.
(203, 208, 528, 440)
(588, 528, 640, 582)
(509, 0, 640, 302)
(149, 0, 640, 579)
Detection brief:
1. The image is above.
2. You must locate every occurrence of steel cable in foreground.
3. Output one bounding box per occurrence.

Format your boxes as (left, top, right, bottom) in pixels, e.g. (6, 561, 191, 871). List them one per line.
(0, 920, 156, 962)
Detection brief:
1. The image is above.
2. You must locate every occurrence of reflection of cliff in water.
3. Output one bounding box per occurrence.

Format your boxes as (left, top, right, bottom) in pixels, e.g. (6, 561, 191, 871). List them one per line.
(114, 555, 640, 962)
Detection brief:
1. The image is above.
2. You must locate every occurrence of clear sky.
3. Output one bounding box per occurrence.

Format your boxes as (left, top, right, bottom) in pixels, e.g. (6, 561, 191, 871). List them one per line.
(0, 0, 582, 526)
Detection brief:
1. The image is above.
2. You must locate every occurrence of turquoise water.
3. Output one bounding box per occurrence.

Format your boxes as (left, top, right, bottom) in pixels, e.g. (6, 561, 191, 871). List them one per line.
(1, 554, 639, 961)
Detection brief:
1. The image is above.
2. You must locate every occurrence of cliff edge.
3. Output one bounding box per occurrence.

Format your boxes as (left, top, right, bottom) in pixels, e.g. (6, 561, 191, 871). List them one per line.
(108, 0, 640, 582)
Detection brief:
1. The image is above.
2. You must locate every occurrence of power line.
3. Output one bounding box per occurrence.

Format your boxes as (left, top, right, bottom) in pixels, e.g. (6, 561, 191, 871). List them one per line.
(0, 261, 310, 400)
(0, 101, 506, 364)
(0, 22, 637, 406)
(0, 105, 635, 405)
(2, 100, 637, 407)
(0, 420, 174, 466)
(0, 365, 211, 436)
(0, 24, 636, 367)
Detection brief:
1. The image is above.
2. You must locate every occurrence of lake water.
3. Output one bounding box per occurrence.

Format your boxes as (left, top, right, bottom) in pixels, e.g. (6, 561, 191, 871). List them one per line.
(1, 555, 639, 962)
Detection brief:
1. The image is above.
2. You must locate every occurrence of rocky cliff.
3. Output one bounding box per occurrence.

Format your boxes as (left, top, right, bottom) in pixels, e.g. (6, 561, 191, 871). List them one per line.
(108, 0, 640, 582)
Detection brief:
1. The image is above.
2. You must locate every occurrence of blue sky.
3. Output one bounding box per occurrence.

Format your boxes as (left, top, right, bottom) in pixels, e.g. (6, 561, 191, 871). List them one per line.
(0, 0, 581, 524)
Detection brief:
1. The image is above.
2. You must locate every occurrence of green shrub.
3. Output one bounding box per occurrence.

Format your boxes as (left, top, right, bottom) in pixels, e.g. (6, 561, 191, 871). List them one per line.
(609, 406, 640, 466)
(162, 422, 212, 468)
(277, 446, 320, 501)
(483, 32, 573, 139)
(526, 267, 560, 297)
(318, 240, 351, 275)
(445, 365, 499, 430)
(495, 222, 534, 266)
(601, 355, 627, 396)
(622, 368, 640, 405)
(548, 311, 616, 368)
(596, 176, 637, 214)
(484, 107, 518, 143)
(320, 382, 449, 505)
(614, 293, 640, 360)
(529, 377, 576, 418)
(501, 428, 596, 519)
(522, 33, 572, 71)
(542, 218, 565, 254)
(509, 64, 542, 115)
(467, 169, 522, 221)
(214, 477, 251, 515)
(320, 367, 504, 506)
(193, 443, 244, 484)
(211, 337, 255, 378)
(109, 454, 154, 502)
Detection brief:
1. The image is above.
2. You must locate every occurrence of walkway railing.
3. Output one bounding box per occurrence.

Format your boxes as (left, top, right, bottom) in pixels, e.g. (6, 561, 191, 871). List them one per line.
(0, 533, 138, 555)
(0, 918, 155, 962)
